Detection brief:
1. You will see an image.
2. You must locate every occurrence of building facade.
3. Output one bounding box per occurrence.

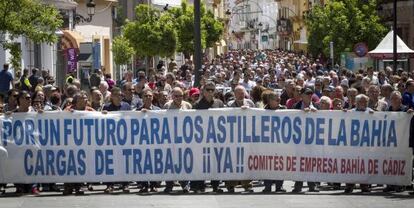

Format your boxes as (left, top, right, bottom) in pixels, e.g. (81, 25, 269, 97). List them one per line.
(378, 0, 414, 71)
(226, 0, 279, 50)
(0, 0, 118, 87)
(0, 0, 78, 80)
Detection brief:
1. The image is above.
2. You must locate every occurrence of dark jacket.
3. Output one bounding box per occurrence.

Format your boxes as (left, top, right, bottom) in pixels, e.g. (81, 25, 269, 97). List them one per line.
(193, 97, 224, 109)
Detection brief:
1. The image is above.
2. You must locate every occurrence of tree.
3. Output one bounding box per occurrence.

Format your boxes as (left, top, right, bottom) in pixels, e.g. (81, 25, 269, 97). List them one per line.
(168, 1, 224, 58)
(112, 35, 134, 66)
(305, 0, 386, 61)
(0, 0, 63, 69)
(123, 5, 176, 59)
(203, 9, 224, 49)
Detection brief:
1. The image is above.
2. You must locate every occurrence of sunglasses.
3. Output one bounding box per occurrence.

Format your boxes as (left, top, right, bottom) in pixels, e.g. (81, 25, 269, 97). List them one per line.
(25, 96, 31, 100)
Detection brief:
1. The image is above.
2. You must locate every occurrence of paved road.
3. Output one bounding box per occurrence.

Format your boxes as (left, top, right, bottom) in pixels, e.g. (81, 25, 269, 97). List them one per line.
(1, 182, 413, 208)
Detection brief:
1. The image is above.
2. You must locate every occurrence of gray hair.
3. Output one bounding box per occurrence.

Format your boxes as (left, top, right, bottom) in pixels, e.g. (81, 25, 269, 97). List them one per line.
(319, 96, 332, 104)
(99, 81, 109, 89)
(390, 90, 402, 100)
(355, 94, 369, 103)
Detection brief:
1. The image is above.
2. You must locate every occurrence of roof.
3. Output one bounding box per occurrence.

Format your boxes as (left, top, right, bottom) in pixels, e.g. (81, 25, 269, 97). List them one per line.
(368, 30, 414, 56)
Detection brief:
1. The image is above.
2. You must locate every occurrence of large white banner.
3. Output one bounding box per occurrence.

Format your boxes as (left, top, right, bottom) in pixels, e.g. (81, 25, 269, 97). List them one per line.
(0, 109, 412, 185)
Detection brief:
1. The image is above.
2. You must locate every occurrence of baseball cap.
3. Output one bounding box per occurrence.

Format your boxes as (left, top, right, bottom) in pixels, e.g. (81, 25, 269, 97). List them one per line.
(189, 88, 200, 97)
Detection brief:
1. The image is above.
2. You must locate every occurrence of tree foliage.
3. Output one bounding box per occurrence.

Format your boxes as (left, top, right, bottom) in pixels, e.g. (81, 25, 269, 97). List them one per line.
(120, 2, 223, 60)
(203, 9, 224, 49)
(0, 0, 63, 69)
(112, 35, 134, 65)
(123, 5, 177, 58)
(305, 0, 386, 60)
(167, 1, 224, 57)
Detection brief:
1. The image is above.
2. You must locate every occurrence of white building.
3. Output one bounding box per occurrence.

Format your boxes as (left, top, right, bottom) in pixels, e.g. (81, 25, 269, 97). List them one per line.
(0, 0, 78, 80)
(226, 0, 278, 50)
(0, 0, 117, 87)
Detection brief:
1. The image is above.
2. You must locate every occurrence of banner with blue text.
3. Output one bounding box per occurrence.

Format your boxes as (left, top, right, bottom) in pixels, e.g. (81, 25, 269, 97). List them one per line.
(0, 109, 412, 185)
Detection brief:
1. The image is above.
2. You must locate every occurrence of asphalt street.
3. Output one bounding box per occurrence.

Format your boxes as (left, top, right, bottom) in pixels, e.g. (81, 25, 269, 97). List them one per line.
(1, 181, 413, 208)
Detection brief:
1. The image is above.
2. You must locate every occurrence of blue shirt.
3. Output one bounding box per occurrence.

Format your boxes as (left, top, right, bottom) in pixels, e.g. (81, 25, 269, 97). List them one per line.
(0, 69, 13, 93)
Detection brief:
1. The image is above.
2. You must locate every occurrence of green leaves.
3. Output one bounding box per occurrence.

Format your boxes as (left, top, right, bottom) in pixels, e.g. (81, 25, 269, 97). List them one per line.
(0, 0, 63, 69)
(112, 36, 134, 65)
(203, 10, 224, 49)
(305, 0, 386, 61)
(120, 1, 223, 59)
(123, 4, 176, 58)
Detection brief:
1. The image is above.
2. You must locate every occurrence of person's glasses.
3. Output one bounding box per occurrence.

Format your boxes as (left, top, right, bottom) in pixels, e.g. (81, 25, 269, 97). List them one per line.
(174, 94, 183, 98)
(25, 96, 31, 100)
(12, 94, 18, 98)
(206, 88, 215, 92)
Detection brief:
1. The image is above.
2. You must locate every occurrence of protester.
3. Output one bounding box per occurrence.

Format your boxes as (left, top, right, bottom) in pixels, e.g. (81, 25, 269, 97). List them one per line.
(0, 49, 413, 196)
(192, 82, 224, 193)
(102, 87, 131, 193)
(163, 87, 191, 193)
(136, 89, 160, 193)
(0, 64, 14, 98)
(262, 92, 287, 193)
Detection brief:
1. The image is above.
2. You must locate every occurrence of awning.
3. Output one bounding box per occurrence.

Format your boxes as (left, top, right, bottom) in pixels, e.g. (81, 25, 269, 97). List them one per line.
(368, 30, 414, 58)
(61, 30, 83, 50)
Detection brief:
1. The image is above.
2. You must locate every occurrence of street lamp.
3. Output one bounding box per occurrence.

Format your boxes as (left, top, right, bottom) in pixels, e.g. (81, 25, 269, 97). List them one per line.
(74, 0, 96, 25)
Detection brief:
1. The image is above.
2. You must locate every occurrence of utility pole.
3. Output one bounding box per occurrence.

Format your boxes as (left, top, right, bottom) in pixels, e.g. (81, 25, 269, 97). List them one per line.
(393, 0, 397, 71)
(193, 0, 202, 87)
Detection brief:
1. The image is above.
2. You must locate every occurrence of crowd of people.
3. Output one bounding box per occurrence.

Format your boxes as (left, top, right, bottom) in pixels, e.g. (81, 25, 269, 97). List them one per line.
(0, 49, 413, 196)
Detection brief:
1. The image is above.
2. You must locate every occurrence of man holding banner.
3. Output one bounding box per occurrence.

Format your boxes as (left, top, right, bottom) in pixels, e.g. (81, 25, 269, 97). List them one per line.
(225, 85, 254, 193)
(292, 87, 319, 193)
(102, 87, 131, 193)
(136, 89, 160, 193)
(262, 91, 287, 193)
(163, 87, 191, 193)
(192, 82, 224, 193)
(345, 94, 373, 193)
(62, 91, 94, 195)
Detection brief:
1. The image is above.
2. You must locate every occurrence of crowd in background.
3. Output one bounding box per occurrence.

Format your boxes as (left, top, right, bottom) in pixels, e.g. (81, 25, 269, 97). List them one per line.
(0, 49, 413, 195)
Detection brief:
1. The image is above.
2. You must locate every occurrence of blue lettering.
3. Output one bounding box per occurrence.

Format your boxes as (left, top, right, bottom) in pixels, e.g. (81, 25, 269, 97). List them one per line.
(131, 119, 140, 145)
(217, 116, 226, 143)
(106, 119, 116, 145)
(24, 150, 33, 175)
(387, 120, 397, 147)
(315, 118, 324, 145)
(183, 116, 193, 143)
(154, 149, 163, 174)
(194, 116, 203, 143)
(207, 117, 217, 143)
(117, 119, 127, 146)
(351, 120, 360, 146)
(261, 116, 270, 143)
(150, 118, 161, 144)
(63, 119, 72, 146)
